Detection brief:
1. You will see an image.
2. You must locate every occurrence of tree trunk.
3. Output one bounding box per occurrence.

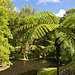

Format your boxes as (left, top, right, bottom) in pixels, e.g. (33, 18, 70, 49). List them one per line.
(56, 44, 60, 75)
(24, 51, 26, 59)
(55, 39, 60, 75)
(24, 41, 29, 59)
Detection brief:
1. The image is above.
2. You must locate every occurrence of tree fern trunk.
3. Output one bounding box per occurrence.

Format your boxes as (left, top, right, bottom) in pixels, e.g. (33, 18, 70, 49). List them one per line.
(24, 41, 29, 59)
(24, 51, 26, 59)
(56, 44, 60, 75)
(24, 47, 26, 59)
(55, 38, 60, 75)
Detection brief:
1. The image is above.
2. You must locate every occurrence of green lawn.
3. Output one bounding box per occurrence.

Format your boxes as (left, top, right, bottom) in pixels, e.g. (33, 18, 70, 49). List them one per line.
(37, 67, 56, 75)
(37, 61, 75, 75)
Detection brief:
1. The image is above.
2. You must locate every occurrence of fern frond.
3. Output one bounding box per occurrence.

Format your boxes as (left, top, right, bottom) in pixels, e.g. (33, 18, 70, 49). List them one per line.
(14, 11, 58, 33)
(19, 24, 58, 45)
(60, 15, 75, 29)
(31, 24, 59, 39)
(55, 27, 75, 44)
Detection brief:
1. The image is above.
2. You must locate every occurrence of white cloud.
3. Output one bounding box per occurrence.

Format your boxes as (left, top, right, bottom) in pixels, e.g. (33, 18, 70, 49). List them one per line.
(37, 0, 61, 4)
(14, 7, 20, 12)
(55, 9, 66, 17)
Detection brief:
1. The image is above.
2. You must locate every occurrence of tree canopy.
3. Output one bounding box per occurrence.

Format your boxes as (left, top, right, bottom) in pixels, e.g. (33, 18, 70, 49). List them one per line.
(19, 5, 37, 18)
(0, 0, 14, 64)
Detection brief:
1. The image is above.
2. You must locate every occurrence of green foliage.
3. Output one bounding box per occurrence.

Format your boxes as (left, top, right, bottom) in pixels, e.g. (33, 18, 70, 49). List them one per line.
(44, 61, 75, 75)
(14, 11, 58, 59)
(60, 8, 75, 23)
(14, 10, 75, 61)
(60, 15, 75, 29)
(19, 5, 37, 18)
(30, 45, 38, 50)
(64, 8, 75, 16)
(15, 11, 58, 43)
(0, 0, 14, 64)
(61, 67, 75, 75)
(8, 11, 19, 26)
(55, 15, 75, 61)
(37, 68, 56, 75)
(0, 0, 14, 10)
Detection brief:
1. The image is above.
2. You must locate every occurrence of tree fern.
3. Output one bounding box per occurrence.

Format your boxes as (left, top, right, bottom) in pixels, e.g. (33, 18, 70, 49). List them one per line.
(15, 11, 58, 32)
(14, 11, 58, 59)
(14, 11, 75, 75)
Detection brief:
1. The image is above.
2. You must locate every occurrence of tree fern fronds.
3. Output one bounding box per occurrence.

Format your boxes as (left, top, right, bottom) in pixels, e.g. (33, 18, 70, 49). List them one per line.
(46, 40, 54, 44)
(60, 15, 75, 29)
(58, 37, 75, 56)
(33, 11, 58, 23)
(46, 11, 58, 24)
(15, 11, 58, 35)
(69, 23, 75, 29)
(39, 26, 46, 36)
(61, 39, 75, 55)
(41, 25, 49, 33)
(18, 24, 58, 45)
(55, 27, 75, 40)
(31, 24, 59, 39)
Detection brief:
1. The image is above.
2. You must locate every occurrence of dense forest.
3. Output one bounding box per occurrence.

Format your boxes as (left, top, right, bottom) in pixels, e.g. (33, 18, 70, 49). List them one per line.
(0, 0, 75, 75)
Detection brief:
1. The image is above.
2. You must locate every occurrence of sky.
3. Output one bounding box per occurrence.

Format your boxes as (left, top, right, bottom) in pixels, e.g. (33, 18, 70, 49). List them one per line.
(11, 0, 75, 17)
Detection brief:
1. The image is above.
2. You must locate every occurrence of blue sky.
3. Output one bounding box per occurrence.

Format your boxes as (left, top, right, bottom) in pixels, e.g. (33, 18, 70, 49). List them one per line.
(11, 0, 75, 17)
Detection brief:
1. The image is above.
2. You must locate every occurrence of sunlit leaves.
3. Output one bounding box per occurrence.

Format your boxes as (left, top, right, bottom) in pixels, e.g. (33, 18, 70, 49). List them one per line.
(20, 5, 37, 18)
(0, 1, 14, 63)
(60, 15, 75, 29)
(15, 11, 58, 42)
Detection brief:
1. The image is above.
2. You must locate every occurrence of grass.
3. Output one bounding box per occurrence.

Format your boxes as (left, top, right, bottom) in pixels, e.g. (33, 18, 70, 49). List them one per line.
(37, 67, 56, 75)
(19, 58, 29, 61)
(37, 61, 75, 75)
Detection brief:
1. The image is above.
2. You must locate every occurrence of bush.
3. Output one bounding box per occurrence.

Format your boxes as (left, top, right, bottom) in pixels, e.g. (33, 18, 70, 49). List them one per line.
(61, 67, 75, 75)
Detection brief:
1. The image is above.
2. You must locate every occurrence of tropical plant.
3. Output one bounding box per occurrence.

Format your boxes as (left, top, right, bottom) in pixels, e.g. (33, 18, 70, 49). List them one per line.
(14, 11, 75, 75)
(14, 11, 58, 58)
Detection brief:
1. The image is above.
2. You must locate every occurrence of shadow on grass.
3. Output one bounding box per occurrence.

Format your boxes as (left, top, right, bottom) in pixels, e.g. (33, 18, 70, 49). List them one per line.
(19, 70, 37, 75)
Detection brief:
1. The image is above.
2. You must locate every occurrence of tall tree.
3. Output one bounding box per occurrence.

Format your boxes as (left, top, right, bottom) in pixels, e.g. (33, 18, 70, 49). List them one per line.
(19, 5, 37, 18)
(0, 0, 14, 10)
(64, 8, 75, 16)
(0, 0, 14, 64)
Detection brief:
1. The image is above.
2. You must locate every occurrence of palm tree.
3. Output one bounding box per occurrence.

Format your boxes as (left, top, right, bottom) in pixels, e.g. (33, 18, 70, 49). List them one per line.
(15, 11, 75, 75)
